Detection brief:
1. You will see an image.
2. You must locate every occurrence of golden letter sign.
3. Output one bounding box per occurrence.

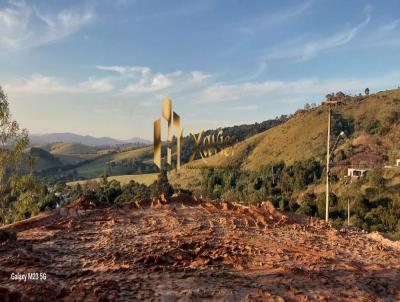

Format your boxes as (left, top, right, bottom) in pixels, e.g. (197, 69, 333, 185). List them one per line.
(154, 98, 236, 170)
(153, 98, 183, 169)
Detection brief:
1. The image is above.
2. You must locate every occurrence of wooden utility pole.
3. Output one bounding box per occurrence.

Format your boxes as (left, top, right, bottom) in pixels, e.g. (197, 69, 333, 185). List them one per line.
(347, 199, 350, 226)
(325, 100, 337, 223)
(326, 106, 332, 222)
(271, 165, 275, 185)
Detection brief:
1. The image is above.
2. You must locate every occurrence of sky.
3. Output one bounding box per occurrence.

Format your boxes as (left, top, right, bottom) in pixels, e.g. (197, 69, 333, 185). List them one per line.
(1, 0, 400, 140)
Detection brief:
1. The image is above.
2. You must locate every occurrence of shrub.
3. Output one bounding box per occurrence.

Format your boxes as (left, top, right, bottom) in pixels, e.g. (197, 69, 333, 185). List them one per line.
(366, 120, 383, 135)
(297, 193, 317, 216)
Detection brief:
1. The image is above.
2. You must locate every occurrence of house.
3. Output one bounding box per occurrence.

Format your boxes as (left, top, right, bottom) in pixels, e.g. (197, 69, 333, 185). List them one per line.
(348, 168, 368, 180)
(384, 159, 400, 169)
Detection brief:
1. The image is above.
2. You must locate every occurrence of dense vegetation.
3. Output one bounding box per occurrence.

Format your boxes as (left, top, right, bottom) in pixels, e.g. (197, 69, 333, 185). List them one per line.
(197, 163, 400, 239)
(2, 169, 173, 224)
(171, 89, 400, 239)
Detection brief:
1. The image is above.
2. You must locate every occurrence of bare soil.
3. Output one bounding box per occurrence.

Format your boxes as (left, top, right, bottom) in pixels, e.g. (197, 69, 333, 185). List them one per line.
(0, 195, 399, 301)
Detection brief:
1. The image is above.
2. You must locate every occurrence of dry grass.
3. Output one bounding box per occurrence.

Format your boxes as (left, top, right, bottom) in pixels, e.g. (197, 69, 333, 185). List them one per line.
(50, 142, 98, 155)
(67, 173, 159, 187)
(169, 168, 203, 192)
(183, 89, 400, 172)
(74, 146, 153, 178)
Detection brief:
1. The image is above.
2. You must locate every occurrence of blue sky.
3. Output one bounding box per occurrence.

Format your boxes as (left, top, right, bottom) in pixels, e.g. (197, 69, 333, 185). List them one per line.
(1, 0, 400, 140)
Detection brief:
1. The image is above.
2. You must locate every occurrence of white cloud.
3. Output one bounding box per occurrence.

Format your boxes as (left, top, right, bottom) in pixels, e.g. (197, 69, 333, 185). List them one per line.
(232, 105, 258, 111)
(190, 71, 212, 83)
(2, 66, 212, 97)
(96, 65, 150, 76)
(265, 15, 370, 61)
(237, 1, 313, 35)
(199, 80, 286, 102)
(381, 19, 400, 31)
(0, 0, 93, 50)
(195, 71, 400, 104)
(79, 77, 114, 93)
(119, 67, 213, 94)
(3, 74, 113, 95)
(127, 73, 173, 93)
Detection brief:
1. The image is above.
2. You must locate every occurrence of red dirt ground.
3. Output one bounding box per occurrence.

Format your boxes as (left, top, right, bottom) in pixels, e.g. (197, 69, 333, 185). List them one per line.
(0, 195, 399, 301)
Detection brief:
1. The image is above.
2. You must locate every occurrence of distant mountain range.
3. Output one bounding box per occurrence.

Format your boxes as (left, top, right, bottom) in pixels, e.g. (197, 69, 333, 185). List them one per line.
(29, 133, 151, 146)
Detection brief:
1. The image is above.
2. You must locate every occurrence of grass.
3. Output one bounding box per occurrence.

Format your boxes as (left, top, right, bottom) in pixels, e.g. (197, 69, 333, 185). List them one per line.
(29, 143, 104, 171)
(50, 142, 98, 155)
(184, 89, 400, 172)
(74, 146, 153, 178)
(67, 173, 159, 187)
(168, 167, 203, 192)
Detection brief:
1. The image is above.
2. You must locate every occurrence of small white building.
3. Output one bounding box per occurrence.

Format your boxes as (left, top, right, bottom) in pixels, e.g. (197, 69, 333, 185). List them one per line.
(348, 168, 368, 179)
(397, 159, 400, 167)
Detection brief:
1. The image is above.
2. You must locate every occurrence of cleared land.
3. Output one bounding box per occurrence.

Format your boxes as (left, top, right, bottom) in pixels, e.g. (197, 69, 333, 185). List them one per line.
(0, 196, 399, 301)
(67, 173, 159, 187)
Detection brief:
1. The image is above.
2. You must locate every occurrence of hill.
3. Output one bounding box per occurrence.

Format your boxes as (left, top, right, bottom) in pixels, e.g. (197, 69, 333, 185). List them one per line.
(30, 132, 151, 146)
(49, 142, 99, 155)
(67, 173, 159, 187)
(0, 197, 399, 300)
(31, 116, 288, 182)
(183, 88, 400, 171)
(26, 147, 63, 172)
(26, 143, 104, 173)
(73, 145, 155, 178)
(172, 115, 289, 166)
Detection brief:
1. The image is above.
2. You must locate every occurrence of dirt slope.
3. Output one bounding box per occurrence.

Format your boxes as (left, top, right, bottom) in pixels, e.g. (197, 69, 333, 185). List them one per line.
(0, 196, 399, 301)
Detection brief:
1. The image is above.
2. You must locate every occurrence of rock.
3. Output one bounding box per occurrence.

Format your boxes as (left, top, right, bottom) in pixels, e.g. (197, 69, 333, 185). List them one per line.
(221, 202, 233, 211)
(260, 201, 276, 214)
(160, 194, 169, 204)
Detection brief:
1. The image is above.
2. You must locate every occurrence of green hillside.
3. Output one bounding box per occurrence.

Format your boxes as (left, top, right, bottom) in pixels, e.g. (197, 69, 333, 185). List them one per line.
(168, 89, 400, 238)
(29, 142, 155, 181)
(184, 89, 400, 171)
(26, 147, 63, 172)
(49, 142, 98, 155)
(74, 145, 155, 178)
(27, 143, 104, 173)
(67, 173, 159, 187)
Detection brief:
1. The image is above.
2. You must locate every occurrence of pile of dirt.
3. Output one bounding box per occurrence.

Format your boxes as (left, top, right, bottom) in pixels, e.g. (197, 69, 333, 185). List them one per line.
(129, 193, 203, 209)
(68, 195, 100, 210)
(367, 232, 400, 251)
(130, 194, 287, 228)
(1, 196, 399, 301)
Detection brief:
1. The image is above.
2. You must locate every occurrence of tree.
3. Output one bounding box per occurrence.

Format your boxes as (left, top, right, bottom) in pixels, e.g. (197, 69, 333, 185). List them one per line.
(365, 88, 370, 96)
(0, 86, 29, 224)
(325, 93, 334, 101)
(152, 167, 173, 197)
(335, 91, 346, 99)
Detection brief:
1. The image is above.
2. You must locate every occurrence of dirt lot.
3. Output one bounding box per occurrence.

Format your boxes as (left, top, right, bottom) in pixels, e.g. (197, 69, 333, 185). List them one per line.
(0, 196, 399, 301)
